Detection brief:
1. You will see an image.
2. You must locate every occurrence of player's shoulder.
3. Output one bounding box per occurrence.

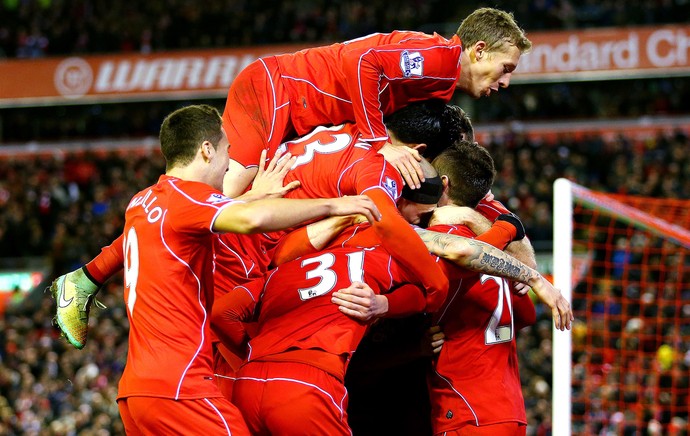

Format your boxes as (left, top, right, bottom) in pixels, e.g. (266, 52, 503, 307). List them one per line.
(426, 223, 474, 238)
(476, 198, 511, 220)
(165, 177, 234, 207)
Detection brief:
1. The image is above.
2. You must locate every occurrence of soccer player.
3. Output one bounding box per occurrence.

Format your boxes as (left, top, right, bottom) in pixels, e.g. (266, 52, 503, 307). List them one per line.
(222, 7, 532, 197)
(336, 151, 535, 436)
(426, 141, 536, 435)
(210, 232, 430, 435)
(70, 104, 382, 434)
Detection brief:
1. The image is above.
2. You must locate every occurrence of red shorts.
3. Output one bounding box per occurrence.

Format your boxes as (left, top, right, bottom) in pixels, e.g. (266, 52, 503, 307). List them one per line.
(436, 422, 527, 436)
(213, 343, 242, 400)
(222, 56, 294, 169)
(118, 396, 250, 436)
(232, 360, 350, 435)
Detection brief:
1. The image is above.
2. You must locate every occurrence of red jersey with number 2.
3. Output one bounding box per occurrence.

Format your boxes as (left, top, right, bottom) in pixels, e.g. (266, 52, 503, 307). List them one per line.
(428, 222, 529, 431)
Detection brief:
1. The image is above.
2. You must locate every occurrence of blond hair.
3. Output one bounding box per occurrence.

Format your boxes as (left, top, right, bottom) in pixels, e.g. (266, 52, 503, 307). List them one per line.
(456, 7, 531, 54)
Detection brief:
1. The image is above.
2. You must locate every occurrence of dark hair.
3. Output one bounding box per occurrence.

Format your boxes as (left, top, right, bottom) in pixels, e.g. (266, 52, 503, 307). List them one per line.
(159, 104, 223, 170)
(432, 140, 496, 207)
(383, 100, 474, 160)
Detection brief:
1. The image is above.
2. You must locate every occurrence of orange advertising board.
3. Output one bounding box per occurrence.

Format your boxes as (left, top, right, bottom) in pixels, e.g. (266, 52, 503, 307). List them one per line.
(0, 44, 308, 107)
(1, 24, 689, 107)
(514, 24, 690, 82)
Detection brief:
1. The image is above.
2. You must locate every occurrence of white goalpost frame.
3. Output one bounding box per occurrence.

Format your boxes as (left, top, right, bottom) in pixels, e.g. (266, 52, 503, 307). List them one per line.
(552, 178, 573, 435)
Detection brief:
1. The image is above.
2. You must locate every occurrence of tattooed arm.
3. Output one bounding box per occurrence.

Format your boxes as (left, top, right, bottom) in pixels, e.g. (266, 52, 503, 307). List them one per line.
(415, 227, 573, 331)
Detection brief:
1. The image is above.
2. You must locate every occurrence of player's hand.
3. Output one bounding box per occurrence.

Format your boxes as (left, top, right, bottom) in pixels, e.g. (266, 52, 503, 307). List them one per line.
(332, 282, 387, 322)
(243, 149, 300, 200)
(530, 275, 573, 331)
(328, 195, 381, 224)
(512, 282, 531, 296)
(378, 143, 423, 189)
(422, 325, 445, 356)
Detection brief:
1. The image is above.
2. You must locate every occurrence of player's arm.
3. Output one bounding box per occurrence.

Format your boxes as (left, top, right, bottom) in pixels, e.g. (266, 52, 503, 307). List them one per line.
(212, 195, 381, 234)
(271, 215, 362, 267)
(431, 205, 537, 268)
(210, 280, 262, 359)
(341, 42, 428, 188)
(365, 188, 449, 312)
(414, 227, 573, 331)
(84, 233, 125, 285)
(340, 36, 455, 150)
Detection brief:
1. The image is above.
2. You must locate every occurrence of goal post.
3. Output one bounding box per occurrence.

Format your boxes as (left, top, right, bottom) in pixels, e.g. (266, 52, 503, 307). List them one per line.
(552, 178, 690, 435)
(553, 178, 573, 436)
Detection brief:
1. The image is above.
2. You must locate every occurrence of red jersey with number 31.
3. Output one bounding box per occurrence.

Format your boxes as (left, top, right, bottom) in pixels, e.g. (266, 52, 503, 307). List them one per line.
(241, 246, 420, 369)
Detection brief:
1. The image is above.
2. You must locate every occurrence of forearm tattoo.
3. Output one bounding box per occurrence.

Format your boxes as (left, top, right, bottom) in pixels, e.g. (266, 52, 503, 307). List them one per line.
(416, 228, 537, 284)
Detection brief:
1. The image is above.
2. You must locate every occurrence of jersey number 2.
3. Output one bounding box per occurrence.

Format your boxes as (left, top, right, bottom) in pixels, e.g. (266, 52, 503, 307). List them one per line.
(481, 274, 514, 345)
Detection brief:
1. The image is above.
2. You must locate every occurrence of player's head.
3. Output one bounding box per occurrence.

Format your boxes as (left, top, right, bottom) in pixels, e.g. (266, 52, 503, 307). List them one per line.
(160, 105, 229, 189)
(456, 7, 531, 99)
(384, 100, 474, 160)
(397, 159, 443, 226)
(432, 140, 496, 208)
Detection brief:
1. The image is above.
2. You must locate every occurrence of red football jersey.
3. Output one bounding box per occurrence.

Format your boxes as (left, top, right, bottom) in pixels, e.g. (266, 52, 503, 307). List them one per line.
(276, 123, 448, 311)
(214, 232, 275, 296)
(275, 31, 462, 148)
(427, 222, 532, 431)
(280, 123, 402, 202)
(238, 246, 421, 371)
(475, 198, 511, 222)
(118, 175, 239, 400)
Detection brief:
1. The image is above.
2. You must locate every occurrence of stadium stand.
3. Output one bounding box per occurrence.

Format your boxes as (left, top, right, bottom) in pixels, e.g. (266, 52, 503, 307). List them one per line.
(1, 0, 689, 58)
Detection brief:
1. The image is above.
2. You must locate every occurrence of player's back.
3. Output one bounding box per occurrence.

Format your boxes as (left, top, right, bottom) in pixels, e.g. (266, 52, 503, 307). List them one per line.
(274, 31, 461, 139)
(275, 31, 445, 94)
(247, 245, 416, 366)
(278, 123, 399, 201)
(428, 223, 526, 429)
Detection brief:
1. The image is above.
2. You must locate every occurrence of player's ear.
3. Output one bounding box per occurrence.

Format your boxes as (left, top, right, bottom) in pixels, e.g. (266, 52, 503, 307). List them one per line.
(471, 41, 486, 62)
(200, 140, 214, 162)
(441, 175, 451, 193)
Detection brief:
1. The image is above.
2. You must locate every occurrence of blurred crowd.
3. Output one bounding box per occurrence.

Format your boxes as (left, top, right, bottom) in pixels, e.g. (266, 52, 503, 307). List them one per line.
(0, 125, 687, 433)
(3, 76, 690, 144)
(1, 0, 689, 58)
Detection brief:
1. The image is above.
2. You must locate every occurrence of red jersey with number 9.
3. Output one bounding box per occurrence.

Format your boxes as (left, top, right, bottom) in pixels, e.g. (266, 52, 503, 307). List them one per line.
(118, 175, 238, 400)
